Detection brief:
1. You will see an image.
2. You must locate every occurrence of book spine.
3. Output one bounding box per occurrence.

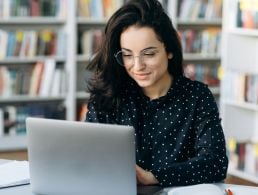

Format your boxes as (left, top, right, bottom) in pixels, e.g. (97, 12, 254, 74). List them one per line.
(228, 139, 258, 176)
(0, 109, 4, 137)
(39, 59, 56, 96)
(29, 61, 44, 96)
(184, 63, 220, 87)
(237, 0, 258, 29)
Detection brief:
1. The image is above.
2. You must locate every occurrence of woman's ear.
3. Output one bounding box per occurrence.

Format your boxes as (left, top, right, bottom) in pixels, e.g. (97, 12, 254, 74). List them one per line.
(168, 53, 173, 59)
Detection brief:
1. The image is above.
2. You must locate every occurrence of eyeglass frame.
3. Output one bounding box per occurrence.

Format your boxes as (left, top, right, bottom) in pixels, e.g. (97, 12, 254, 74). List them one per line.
(113, 47, 164, 67)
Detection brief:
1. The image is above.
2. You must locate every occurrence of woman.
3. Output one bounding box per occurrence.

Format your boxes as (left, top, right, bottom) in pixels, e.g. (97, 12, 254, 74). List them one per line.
(86, 0, 228, 187)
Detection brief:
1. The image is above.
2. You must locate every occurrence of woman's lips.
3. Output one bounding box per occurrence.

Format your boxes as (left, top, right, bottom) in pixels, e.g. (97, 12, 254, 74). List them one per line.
(134, 72, 151, 80)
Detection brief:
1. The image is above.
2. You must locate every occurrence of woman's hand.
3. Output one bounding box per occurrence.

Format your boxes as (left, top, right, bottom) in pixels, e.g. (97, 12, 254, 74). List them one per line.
(135, 165, 159, 185)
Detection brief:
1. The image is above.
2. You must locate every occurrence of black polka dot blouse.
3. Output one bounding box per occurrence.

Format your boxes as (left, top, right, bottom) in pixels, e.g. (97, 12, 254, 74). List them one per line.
(86, 76, 228, 187)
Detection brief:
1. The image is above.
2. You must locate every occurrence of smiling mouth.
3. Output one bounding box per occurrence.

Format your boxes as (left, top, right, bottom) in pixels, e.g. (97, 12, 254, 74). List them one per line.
(135, 73, 150, 76)
(134, 72, 151, 79)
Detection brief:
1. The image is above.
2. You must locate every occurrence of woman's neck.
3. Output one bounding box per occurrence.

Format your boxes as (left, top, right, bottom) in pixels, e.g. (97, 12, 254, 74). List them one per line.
(143, 73, 173, 100)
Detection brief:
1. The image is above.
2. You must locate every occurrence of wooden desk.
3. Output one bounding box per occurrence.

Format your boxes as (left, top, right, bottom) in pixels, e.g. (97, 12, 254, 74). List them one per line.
(0, 150, 27, 161)
(1, 151, 258, 188)
(0, 184, 164, 195)
(1, 183, 258, 195)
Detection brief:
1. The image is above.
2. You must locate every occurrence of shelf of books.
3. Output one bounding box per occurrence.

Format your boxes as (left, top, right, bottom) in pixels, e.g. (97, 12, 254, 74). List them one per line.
(0, 0, 225, 151)
(0, 0, 69, 151)
(165, 0, 223, 99)
(221, 0, 258, 183)
(75, 0, 125, 122)
(0, 17, 66, 25)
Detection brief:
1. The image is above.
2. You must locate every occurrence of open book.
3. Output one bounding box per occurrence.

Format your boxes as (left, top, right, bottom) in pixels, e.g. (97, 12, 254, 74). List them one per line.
(166, 183, 258, 195)
(167, 184, 222, 195)
(0, 160, 30, 188)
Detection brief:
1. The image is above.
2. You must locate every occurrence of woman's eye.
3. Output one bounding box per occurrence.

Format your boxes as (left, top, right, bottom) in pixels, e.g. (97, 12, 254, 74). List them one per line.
(143, 52, 155, 56)
(122, 53, 132, 57)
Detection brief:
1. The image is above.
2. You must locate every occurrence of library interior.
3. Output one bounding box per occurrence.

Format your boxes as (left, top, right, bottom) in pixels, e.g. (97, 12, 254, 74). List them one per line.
(1, 0, 258, 193)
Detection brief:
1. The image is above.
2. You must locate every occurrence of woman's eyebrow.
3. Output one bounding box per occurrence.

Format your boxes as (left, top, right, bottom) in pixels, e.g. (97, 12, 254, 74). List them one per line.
(142, 47, 158, 52)
(121, 46, 158, 52)
(121, 48, 132, 52)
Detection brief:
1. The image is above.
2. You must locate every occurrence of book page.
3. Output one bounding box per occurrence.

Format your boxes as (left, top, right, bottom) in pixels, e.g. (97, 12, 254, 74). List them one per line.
(0, 160, 30, 188)
(227, 185, 258, 195)
(167, 184, 223, 195)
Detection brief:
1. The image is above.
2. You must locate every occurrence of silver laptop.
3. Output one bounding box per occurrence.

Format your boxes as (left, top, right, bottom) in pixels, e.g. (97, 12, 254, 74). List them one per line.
(26, 117, 136, 195)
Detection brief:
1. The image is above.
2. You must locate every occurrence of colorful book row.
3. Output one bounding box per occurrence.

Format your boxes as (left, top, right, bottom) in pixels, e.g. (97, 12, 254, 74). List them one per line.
(0, 0, 66, 18)
(177, 0, 222, 20)
(222, 71, 258, 104)
(0, 59, 66, 97)
(178, 28, 221, 55)
(184, 63, 220, 87)
(78, 29, 103, 56)
(77, 0, 124, 19)
(0, 29, 66, 59)
(0, 104, 65, 136)
(228, 138, 258, 177)
(236, 0, 258, 29)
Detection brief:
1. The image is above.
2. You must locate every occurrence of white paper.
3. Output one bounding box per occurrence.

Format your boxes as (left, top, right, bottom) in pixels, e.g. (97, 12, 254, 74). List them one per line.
(228, 185, 258, 195)
(0, 160, 30, 188)
(166, 183, 258, 195)
(167, 184, 223, 195)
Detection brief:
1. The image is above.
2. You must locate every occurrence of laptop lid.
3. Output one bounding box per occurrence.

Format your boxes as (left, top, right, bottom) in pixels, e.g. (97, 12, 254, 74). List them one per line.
(26, 117, 136, 195)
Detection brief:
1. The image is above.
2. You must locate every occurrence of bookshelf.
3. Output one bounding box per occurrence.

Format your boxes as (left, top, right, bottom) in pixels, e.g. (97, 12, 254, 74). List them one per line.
(221, 0, 258, 183)
(166, 0, 223, 101)
(0, 0, 224, 151)
(75, 0, 124, 121)
(0, 0, 70, 151)
(0, 0, 125, 151)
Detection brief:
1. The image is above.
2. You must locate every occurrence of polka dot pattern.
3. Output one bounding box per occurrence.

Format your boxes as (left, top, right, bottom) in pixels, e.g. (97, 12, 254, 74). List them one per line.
(86, 76, 228, 187)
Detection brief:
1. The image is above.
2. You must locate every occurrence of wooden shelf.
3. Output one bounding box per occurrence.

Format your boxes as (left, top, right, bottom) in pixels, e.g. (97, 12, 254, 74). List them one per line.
(0, 96, 65, 104)
(183, 53, 220, 61)
(77, 17, 107, 25)
(228, 28, 258, 37)
(0, 17, 65, 25)
(0, 56, 66, 64)
(177, 19, 222, 26)
(222, 100, 258, 111)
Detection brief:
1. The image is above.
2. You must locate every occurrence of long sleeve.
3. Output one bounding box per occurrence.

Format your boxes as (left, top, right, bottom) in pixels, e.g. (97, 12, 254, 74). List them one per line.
(151, 86, 228, 187)
(85, 101, 117, 124)
(84, 77, 228, 187)
(85, 102, 99, 122)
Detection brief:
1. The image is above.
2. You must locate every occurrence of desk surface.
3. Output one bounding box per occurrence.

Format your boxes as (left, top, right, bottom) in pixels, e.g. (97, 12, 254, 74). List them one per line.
(1, 159, 258, 195)
(0, 159, 164, 195)
(0, 184, 165, 195)
(2, 182, 258, 195)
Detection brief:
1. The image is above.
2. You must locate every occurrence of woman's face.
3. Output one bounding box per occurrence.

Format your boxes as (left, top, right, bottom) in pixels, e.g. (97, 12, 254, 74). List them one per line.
(119, 25, 172, 91)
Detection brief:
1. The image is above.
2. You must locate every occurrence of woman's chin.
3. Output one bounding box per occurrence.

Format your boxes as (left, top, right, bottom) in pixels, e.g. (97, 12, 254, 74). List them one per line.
(135, 80, 152, 88)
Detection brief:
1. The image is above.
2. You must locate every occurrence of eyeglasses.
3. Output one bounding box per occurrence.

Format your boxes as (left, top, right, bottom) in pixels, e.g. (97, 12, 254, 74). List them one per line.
(114, 49, 160, 67)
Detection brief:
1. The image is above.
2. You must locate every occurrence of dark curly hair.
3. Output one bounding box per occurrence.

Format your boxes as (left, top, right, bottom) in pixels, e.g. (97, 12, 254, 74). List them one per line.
(87, 0, 183, 112)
